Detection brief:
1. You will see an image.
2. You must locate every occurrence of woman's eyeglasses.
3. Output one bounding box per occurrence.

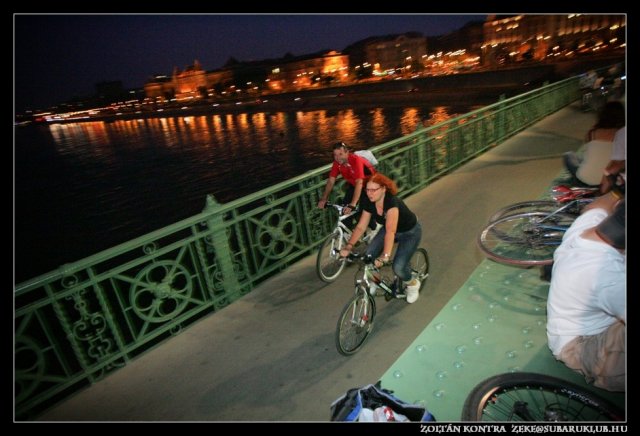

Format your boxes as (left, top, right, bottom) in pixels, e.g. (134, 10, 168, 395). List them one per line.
(365, 187, 382, 193)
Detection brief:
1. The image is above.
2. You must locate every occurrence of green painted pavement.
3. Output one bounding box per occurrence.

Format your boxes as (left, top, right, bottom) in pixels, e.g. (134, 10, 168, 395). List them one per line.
(380, 173, 625, 421)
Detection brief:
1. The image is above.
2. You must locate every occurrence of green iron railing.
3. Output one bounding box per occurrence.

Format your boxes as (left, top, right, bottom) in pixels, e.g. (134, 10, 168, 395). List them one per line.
(14, 76, 581, 419)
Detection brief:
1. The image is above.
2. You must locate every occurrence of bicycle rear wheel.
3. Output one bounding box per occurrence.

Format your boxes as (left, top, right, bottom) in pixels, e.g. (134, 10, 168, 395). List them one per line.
(317, 232, 347, 282)
(488, 200, 561, 223)
(410, 248, 430, 292)
(462, 372, 624, 421)
(478, 212, 575, 266)
(335, 288, 376, 355)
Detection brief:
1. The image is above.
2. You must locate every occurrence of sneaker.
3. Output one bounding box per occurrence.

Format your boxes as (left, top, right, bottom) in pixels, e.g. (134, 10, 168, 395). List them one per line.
(404, 279, 420, 304)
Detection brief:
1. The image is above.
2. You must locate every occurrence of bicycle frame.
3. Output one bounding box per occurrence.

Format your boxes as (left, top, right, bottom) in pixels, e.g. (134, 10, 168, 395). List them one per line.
(535, 198, 590, 225)
(351, 253, 402, 299)
(327, 202, 381, 245)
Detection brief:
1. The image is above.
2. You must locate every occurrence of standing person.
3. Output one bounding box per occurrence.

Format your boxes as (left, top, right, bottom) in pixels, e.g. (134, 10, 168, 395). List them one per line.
(546, 192, 626, 391)
(339, 173, 423, 303)
(318, 141, 376, 227)
(563, 101, 625, 186)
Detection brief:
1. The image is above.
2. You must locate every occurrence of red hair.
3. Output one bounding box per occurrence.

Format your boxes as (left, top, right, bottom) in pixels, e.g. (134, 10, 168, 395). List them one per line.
(367, 173, 398, 196)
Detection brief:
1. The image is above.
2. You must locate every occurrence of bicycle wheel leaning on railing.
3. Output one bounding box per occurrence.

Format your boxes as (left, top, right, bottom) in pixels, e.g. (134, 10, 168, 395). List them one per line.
(488, 185, 598, 224)
(488, 200, 563, 224)
(478, 212, 576, 266)
(461, 372, 624, 421)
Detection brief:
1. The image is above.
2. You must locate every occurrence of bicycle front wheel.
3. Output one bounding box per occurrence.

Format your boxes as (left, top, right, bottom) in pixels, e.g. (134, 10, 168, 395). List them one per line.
(462, 372, 624, 421)
(410, 248, 430, 292)
(335, 288, 376, 355)
(478, 212, 575, 266)
(317, 232, 347, 282)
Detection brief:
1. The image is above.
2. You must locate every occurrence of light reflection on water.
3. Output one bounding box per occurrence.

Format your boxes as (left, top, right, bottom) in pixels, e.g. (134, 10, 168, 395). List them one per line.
(16, 105, 470, 281)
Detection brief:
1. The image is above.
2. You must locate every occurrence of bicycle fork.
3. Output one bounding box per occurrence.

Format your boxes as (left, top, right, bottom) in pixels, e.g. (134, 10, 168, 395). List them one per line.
(350, 290, 372, 328)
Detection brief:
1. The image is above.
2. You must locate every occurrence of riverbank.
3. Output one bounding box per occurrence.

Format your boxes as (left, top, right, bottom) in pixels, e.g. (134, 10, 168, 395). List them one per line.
(60, 84, 519, 124)
(36, 55, 622, 124)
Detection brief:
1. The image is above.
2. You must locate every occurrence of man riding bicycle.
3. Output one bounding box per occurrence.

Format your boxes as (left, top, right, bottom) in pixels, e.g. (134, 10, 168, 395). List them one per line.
(317, 141, 376, 228)
(339, 173, 423, 303)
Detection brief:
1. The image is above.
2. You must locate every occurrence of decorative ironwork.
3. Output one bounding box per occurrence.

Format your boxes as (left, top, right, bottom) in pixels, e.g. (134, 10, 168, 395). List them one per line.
(68, 290, 113, 364)
(253, 208, 298, 260)
(130, 261, 193, 323)
(14, 335, 45, 403)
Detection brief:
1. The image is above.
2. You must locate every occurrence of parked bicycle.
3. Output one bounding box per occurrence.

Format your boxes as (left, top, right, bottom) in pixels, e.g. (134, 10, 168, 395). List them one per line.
(462, 372, 624, 421)
(487, 185, 598, 223)
(477, 185, 598, 266)
(317, 202, 381, 282)
(335, 249, 430, 355)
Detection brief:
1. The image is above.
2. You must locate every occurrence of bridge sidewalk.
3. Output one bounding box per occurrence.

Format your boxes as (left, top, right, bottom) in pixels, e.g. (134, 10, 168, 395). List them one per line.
(36, 102, 613, 422)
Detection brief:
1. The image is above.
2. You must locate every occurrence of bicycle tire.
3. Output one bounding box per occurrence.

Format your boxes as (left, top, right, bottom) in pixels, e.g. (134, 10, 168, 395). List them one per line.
(461, 372, 624, 421)
(317, 232, 347, 282)
(488, 200, 561, 223)
(335, 288, 376, 355)
(478, 212, 575, 266)
(410, 248, 430, 292)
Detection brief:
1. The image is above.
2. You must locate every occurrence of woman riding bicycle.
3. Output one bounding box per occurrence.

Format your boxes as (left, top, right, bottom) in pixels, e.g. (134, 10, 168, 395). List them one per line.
(339, 173, 423, 303)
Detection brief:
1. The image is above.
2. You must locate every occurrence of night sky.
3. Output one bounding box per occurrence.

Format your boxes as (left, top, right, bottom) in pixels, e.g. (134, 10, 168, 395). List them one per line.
(14, 14, 484, 112)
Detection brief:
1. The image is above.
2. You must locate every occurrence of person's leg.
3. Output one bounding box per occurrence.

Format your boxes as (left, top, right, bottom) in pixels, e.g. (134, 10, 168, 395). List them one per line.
(563, 152, 580, 178)
(364, 227, 386, 258)
(342, 184, 356, 228)
(558, 321, 626, 392)
(392, 222, 422, 282)
(583, 321, 625, 391)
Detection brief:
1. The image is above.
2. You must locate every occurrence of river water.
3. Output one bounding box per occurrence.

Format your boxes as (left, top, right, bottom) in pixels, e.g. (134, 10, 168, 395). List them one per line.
(15, 104, 474, 283)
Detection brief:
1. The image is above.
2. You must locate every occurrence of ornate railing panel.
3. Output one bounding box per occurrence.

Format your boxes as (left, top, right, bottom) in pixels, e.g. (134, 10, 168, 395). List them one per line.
(14, 76, 580, 419)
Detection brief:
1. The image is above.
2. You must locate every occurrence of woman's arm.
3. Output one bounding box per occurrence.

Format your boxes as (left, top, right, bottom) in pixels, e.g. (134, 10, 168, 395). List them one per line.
(376, 207, 398, 266)
(339, 211, 372, 257)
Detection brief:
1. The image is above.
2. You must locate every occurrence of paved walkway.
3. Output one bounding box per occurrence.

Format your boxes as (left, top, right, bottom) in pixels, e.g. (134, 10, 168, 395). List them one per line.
(37, 102, 609, 422)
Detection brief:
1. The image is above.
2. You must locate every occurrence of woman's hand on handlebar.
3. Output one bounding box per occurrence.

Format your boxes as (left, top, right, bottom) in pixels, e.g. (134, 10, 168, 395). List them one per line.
(374, 256, 390, 269)
(343, 204, 356, 215)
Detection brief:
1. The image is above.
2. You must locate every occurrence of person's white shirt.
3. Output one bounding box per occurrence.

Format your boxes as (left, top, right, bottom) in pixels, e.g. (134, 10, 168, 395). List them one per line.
(611, 126, 626, 182)
(546, 208, 626, 357)
(576, 139, 614, 185)
(611, 126, 626, 160)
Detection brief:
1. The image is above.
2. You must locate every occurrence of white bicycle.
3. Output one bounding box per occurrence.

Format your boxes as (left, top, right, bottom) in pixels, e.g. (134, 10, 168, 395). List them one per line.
(316, 202, 381, 283)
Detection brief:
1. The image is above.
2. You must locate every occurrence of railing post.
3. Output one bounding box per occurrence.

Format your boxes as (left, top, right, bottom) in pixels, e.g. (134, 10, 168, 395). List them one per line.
(415, 127, 429, 185)
(542, 81, 551, 113)
(203, 195, 241, 297)
(497, 94, 506, 141)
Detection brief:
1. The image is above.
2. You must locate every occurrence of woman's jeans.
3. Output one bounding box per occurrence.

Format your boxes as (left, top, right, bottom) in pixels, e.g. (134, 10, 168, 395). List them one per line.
(365, 221, 422, 282)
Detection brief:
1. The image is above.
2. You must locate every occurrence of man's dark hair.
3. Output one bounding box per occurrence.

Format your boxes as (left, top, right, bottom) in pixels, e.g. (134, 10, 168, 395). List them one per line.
(333, 141, 349, 151)
(595, 200, 625, 249)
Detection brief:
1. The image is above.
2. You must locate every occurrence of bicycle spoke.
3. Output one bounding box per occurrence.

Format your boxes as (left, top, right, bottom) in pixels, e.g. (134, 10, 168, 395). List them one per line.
(478, 213, 575, 266)
(464, 373, 624, 421)
(336, 292, 374, 355)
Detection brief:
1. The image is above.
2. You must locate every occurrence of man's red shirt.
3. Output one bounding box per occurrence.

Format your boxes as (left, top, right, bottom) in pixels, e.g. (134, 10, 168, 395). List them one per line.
(329, 153, 375, 186)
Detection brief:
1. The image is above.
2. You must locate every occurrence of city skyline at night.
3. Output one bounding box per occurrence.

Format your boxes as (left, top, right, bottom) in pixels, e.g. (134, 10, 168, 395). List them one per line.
(14, 14, 483, 112)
